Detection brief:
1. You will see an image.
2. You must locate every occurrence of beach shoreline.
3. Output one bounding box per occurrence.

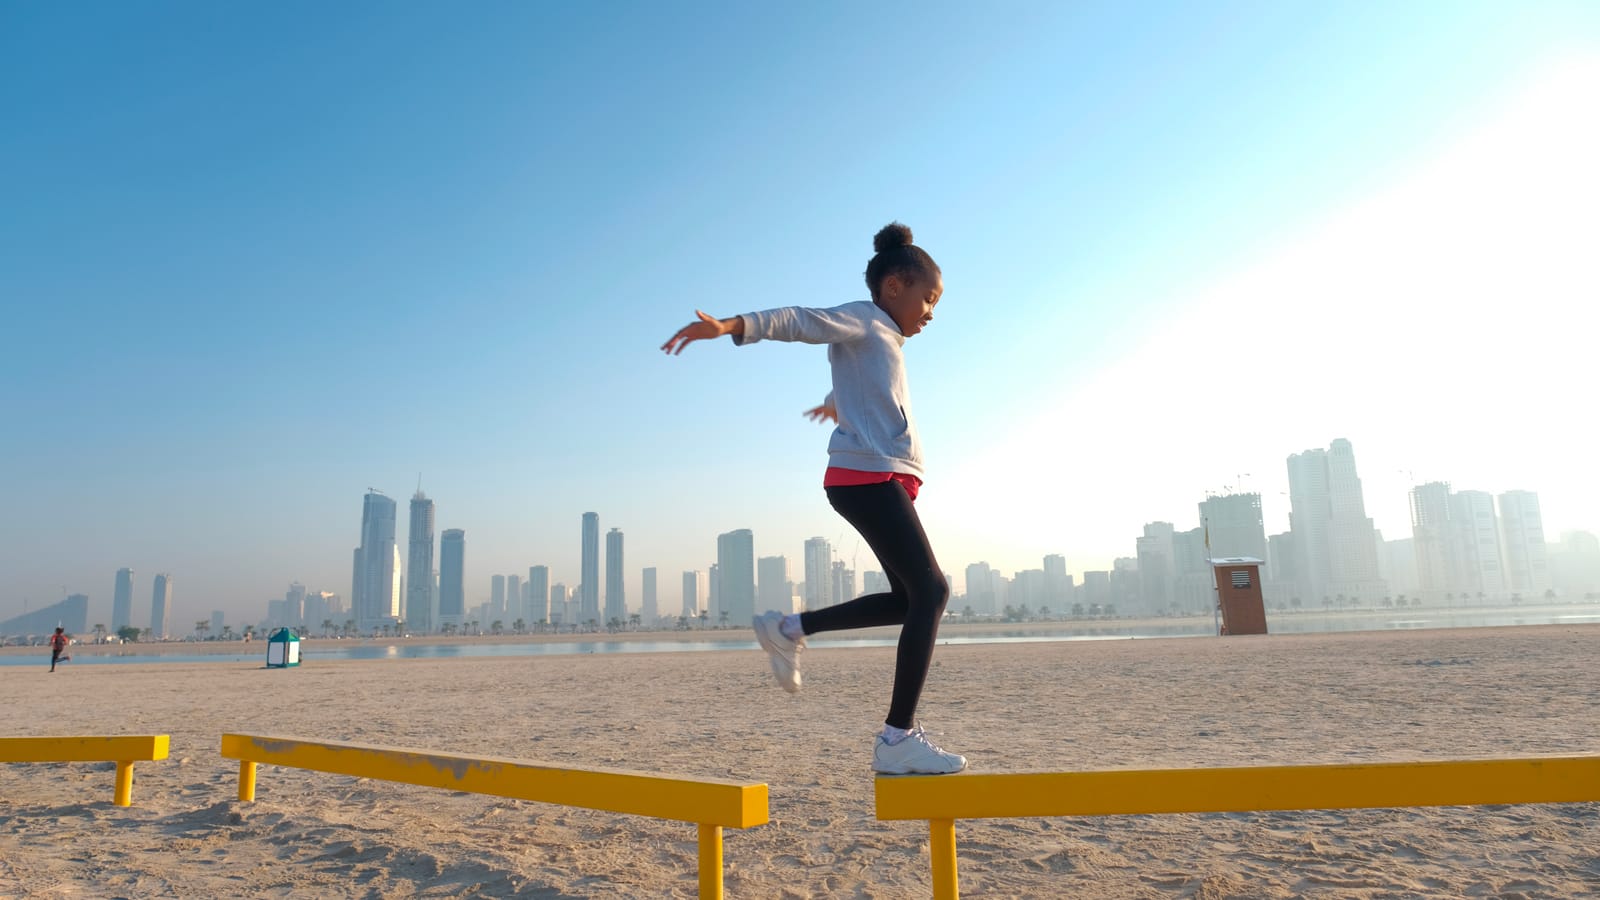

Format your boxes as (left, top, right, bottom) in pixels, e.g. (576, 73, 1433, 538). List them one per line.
(6, 601, 1595, 660)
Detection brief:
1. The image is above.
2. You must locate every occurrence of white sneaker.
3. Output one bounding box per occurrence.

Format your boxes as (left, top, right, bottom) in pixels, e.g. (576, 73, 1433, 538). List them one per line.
(752, 611, 803, 693)
(872, 726, 968, 775)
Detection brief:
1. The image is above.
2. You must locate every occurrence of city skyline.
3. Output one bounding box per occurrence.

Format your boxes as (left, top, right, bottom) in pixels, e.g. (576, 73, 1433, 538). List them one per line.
(6, 5, 1598, 624)
(14, 433, 1598, 634)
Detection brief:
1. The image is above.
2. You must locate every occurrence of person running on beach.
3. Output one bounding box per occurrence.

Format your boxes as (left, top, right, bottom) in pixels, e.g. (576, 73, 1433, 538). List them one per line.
(48, 627, 70, 672)
(662, 222, 965, 775)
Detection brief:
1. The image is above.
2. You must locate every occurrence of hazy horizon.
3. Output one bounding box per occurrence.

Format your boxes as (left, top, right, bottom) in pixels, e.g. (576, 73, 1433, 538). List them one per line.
(5, 3, 1598, 625)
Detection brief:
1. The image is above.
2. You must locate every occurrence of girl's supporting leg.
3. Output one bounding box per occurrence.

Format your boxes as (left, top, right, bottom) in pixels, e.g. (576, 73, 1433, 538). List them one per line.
(801, 480, 949, 729)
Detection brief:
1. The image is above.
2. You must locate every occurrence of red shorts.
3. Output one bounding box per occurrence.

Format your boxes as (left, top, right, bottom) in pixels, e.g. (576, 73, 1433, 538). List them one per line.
(824, 467, 922, 502)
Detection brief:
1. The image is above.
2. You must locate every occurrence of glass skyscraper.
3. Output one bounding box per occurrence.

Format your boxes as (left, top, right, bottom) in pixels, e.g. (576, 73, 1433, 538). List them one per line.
(581, 512, 600, 625)
(352, 490, 398, 634)
(406, 491, 436, 633)
(605, 527, 625, 623)
(717, 529, 755, 625)
(438, 529, 466, 626)
(112, 567, 134, 632)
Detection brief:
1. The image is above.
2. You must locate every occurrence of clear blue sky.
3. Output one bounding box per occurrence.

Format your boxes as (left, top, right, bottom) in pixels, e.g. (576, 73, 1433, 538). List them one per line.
(4, 1, 1597, 625)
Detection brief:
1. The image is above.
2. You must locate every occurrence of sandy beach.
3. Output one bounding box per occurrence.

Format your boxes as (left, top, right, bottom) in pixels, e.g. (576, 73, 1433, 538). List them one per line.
(2, 624, 1598, 898)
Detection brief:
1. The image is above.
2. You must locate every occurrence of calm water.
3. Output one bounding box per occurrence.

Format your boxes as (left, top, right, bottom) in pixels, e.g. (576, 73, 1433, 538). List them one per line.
(5, 607, 1596, 667)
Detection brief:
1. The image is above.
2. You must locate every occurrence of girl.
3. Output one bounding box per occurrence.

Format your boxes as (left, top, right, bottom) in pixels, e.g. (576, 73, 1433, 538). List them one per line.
(661, 222, 965, 775)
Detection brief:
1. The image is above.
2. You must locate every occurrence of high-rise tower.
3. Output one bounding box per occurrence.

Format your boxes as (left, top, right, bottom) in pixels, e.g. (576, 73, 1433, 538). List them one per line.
(641, 567, 657, 624)
(406, 490, 436, 633)
(681, 570, 702, 618)
(581, 512, 600, 626)
(1451, 490, 1505, 599)
(438, 529, 465, 626)
(717, 529, 755, 625)
(150, 573, 173, 639)
(1287, 439, 1385, 604)
(112, 567, 134, 632)
(757, 556, 790, 614)
(527, 566, 550, 626)
(490, 575, 506, 620)
(803, 537, 832, 610)
(1197, 492, 1268, 561)
(1498, 490, 1549, 596)
(352, 490, 399, 634)
(605, 528, 626, 623)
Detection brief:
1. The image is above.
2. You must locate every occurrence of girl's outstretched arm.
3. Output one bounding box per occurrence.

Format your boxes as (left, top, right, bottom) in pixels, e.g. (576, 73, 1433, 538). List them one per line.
(662, 310, 744, 355)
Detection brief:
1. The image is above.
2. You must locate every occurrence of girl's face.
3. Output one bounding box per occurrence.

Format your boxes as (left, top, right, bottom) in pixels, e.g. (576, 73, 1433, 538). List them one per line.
(879, 271, 944, 338)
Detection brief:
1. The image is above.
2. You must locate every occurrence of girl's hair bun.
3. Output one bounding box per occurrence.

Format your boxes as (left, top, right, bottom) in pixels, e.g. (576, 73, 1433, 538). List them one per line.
(873, 222, 914, 254)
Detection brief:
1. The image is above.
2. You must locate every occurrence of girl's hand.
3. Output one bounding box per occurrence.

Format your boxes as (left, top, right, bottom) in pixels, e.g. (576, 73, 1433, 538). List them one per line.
(662, 310, 741, 355)
(804, 403, 838, 424)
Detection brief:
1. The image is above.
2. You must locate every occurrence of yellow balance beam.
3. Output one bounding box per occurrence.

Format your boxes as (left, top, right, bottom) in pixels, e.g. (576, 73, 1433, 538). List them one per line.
(875, 755, 1600, 821)
(221, 733, 767, 827)
(222, 733, 767, 899)
(879, 755, 1600, 900)
(0, 735, 171, 807)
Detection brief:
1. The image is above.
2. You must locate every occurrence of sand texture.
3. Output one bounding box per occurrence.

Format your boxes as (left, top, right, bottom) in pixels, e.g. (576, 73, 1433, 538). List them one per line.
(2, 625, 1598, 898)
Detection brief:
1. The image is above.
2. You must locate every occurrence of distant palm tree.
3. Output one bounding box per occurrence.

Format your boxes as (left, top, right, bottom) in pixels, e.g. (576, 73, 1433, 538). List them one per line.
(717, 610, 729, 629)
(321, 619, 335, 638)
(221, 625, 235, 641)
(677, 615, 690, 631)
(491, 620, 504, 635)
(513, 618, 526, 635)
(698, 610, 708, 630)
(92, 623, 107, 644)
(195, 620, 210, 640)
(628, 613, 641, 631)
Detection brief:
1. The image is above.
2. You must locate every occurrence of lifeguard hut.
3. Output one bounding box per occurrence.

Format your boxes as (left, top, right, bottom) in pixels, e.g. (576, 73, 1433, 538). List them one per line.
(1211, 557, 1268, 636)
(266, 627, 302, 668)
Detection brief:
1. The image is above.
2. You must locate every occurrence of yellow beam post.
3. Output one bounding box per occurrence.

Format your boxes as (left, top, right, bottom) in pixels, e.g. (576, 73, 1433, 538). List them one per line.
(929, 818, 958, 900)
(698, 823, 723, 900)
(238, 760, 257, 802)
(113, 761, 134, 807)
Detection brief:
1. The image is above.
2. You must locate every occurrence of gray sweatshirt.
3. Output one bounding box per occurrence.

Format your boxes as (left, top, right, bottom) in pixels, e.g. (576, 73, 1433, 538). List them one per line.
(734, 301, 923, 479)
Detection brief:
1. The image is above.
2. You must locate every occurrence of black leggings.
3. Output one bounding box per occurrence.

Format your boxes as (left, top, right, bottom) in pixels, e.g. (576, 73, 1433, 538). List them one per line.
(799, 480, 949, 729)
